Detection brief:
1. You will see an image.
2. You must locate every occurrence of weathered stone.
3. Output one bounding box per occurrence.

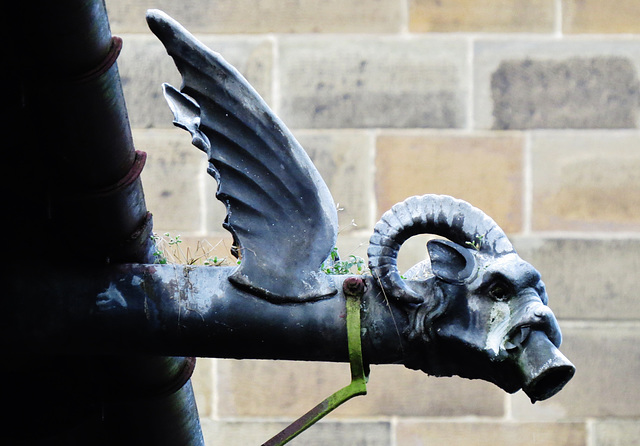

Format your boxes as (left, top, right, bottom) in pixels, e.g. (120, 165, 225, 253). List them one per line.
(474, 40, 640, 130)
(216, 360, 349, 418)
(190, 358, 215, 417)
(118, 35, 273, 129)
(563, 0, 640, 34)
(409, 0, 555, 33)
(135, 129, 205, 232)
(107, 0, 403, 34)
(396, 420, 586, 446)
(513, 237, 640, 320)
(394, 234, 436, 274)
(200, 419, 288, 446)
(530, 132, 640, 231)
(203, 187, 230, 236)
(592, 420, 640, 446)
(511, 323, 640, 419)
(200, 419, 391, 446)
(375, 132, 524, 233)
(216, 359, 504, 418)
(295, 130, 375, 233)
(491, 57, 640, 129)
(278, 37, 468, 129)
(118, 36, 180, 129)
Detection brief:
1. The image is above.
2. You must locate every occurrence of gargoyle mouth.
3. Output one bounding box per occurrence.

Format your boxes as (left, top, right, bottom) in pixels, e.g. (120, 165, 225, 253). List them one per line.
(504, 324, 532, 352)
(514, 330, 575, 403)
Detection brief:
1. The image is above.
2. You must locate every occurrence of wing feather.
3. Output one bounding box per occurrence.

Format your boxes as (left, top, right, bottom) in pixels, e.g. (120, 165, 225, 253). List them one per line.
(147, 10, 338, 301)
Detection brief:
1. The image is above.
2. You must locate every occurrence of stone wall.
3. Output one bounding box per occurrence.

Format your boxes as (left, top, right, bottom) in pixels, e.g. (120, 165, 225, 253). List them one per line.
(108, 1, 640, 444)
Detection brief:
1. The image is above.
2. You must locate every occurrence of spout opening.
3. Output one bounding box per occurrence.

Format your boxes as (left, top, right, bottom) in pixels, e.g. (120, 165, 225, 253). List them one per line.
(523, 363, 575, 403)
(516, 330, 575, 403)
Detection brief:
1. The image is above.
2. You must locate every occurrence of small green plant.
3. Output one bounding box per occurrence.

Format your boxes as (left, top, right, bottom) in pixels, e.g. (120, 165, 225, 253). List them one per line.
(322, 247, 367, 275)
(151, 233, 169, 264)
(151, 233, 363, 274)
(150, 232, 232, 266)
(465, 234, 484, 251)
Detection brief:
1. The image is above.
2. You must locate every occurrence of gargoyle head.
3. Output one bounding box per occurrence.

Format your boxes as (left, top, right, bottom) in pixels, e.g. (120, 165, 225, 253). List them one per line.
(368, 194, 575, 402)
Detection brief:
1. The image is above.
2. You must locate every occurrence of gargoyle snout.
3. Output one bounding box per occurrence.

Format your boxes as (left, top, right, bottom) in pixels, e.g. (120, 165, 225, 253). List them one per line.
(506, 300, 562, 352)
(530, 305, 562, 348)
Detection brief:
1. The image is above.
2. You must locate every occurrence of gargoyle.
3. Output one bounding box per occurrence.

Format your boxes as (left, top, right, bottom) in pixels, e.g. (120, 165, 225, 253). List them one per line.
(146, 10, 574, 404)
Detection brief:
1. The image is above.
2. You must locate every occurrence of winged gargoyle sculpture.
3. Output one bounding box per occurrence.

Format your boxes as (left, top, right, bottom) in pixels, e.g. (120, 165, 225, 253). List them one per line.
(146, 9, 574, 405)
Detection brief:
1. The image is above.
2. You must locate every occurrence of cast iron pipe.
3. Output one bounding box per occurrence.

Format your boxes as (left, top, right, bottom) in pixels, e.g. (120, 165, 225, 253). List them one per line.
(3, 265, 406, 365)
(3, 262, 573, 405)
(3, 1, 204, 444)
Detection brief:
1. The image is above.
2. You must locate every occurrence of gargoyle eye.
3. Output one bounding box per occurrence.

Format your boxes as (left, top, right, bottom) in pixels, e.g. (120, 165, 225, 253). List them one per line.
(488, 280, 511, 302)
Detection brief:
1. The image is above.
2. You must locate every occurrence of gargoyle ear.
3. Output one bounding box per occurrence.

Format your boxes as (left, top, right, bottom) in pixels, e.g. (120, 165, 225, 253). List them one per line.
(427, 239, 476, 285)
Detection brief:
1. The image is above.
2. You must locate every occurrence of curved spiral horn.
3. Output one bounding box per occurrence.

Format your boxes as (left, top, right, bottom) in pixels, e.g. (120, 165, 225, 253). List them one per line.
(368, 194, 515, 303)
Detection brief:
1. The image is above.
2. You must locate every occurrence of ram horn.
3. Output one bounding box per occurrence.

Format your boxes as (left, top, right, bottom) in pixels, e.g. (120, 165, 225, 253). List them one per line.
(367, 194, 515, 303)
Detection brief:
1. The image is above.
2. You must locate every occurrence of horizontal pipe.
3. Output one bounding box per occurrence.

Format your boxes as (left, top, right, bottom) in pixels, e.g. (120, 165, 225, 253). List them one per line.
(4, 264, 407, 365)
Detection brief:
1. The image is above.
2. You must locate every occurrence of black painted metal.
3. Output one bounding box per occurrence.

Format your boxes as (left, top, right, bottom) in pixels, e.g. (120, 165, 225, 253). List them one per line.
(2, 2, 203, 444)
(3, 265, 405, 365)
(148, 9, 339, 302)
(146, 9, 574, 406)
(4, 246, 574, 404)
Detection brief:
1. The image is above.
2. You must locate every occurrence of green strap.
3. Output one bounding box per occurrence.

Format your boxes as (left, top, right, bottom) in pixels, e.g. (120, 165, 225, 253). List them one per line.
(262, 279, 369, 446)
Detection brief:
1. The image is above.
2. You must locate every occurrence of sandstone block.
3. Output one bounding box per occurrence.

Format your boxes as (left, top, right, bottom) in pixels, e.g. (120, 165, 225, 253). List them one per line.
(396, 420, 586, 446)
(375, 131, 524, 234)
(200, 419, 390, 446)
(492, 57, 639, 129)
(295, 130, 375, 232)
(107, 0, 403, 34)
(474, 40, 640, 130)
(409, 0, 555, 33)
(200, 419, 289, 446)
(118, 35, 273, 129)
(191, 358, 215, 417)
(530, 132, 640, 231)
(592, 419, 640, 446)
(216, 359, 504, 418)
(511, 323, 640, 419)
(203, 185, 230, 236)
(135, 129, 206, 232)
(563, 0, 640, 34)
(513, 237, 640, 320)
(278, 37, 468, 129)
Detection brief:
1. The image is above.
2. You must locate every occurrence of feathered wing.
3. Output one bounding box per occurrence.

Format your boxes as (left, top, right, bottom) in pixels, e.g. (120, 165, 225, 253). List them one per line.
(147, 10, 338, 302)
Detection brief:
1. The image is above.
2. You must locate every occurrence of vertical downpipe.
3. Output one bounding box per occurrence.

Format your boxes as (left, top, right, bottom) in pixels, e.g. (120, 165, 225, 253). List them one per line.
(5, 1, 204, 444)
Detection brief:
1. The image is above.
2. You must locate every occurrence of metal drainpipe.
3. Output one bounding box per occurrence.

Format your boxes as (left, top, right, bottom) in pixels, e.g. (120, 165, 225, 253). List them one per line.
(3, 1, 204, 444)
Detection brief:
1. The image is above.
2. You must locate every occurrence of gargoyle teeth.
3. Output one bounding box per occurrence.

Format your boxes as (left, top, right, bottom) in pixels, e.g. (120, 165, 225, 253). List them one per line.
(504, 325, 531, 351)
